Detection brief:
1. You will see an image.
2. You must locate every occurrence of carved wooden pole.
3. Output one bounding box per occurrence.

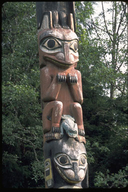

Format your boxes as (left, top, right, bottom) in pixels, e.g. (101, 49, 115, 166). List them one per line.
(36, 2, 88, 188)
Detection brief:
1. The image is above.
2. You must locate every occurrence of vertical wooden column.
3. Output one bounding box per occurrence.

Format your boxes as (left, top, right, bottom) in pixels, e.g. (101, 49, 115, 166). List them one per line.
(36, 2, 88, 188)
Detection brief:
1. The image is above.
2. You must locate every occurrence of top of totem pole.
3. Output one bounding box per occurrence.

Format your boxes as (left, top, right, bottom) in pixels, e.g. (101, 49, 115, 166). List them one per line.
(36, 2, 76, 32)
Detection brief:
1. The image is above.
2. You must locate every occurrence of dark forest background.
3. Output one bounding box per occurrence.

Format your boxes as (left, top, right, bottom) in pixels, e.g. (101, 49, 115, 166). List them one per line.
(2, 2, 128, 188)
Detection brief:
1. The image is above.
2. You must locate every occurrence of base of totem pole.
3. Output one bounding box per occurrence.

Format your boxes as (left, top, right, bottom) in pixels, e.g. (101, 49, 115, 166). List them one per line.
(59, 186, 82, 188)
(44, 132, 88, 188)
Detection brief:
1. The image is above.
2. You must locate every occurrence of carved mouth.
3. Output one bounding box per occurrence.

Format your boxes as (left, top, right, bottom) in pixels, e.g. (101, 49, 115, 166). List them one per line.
(69, 130, 77, 134)
(44, 56, 73, 68)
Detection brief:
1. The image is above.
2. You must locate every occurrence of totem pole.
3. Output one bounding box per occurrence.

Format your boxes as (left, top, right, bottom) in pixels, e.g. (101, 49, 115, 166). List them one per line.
(36, 2, 88, 188)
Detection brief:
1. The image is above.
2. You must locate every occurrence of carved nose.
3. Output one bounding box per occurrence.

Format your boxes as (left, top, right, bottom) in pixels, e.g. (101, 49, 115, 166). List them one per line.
(55, 44, 75, 63)
(72, 162, 79, 180)
(63, 43, 69, 62)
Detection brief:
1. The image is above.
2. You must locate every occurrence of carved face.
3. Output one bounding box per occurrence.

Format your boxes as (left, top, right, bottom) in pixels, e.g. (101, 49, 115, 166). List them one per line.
(54, 152, 87, 183)
(49, 136, 87, 184)
(38, 28, 79, 68)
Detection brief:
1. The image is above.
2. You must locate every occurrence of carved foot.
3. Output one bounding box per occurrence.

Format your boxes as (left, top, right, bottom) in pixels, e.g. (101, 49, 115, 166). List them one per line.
(78, 128, 86, 144)
(44, 127, 62, 142)
(52, 127, 60, 133)
(44, 132, 62, 142)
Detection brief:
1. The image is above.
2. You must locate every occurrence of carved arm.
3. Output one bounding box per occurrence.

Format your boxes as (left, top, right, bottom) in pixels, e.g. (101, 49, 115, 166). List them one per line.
(40, 67, 61, 102)
(68, 70, 83, 104)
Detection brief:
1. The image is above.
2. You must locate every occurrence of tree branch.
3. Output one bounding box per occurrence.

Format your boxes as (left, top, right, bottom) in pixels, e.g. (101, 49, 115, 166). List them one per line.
(91, 18, 113, 37)
(118, 24, 127, 39)
(116, 10, 124, 36)
(101, 2, 113, 42)
(14, 135, 40, 162)
(116, 52, 127, 73)
(110, 174, 128, 188)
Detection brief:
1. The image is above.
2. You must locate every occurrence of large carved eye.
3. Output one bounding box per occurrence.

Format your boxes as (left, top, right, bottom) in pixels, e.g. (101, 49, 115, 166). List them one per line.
(70, 40, 78, 53)
(58, 155, 70, 165)
(79, 154, 87, 168)
(54, 153, 72, 168)
(40, 37, 62, 50)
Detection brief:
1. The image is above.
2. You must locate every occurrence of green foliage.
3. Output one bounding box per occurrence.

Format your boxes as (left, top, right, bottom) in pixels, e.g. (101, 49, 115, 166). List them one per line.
(90, 1, 128, 99)
(2, 2, 44, 188)
(2, 2, 128, 188)
(94, 166, 128, 188)
(31, 160, 44, 184)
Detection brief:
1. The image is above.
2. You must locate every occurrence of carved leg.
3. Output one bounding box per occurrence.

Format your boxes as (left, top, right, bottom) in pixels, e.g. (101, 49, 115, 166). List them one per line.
(70, 102, 86, 143)
(43, 101, 63, 133)
(70, 102, 84, 129)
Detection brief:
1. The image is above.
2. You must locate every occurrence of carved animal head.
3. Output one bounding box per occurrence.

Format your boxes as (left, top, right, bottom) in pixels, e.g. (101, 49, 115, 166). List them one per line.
(49, 135, 87, 185)
(38, 28, 79, 68)
(54, 152, 87, 184)
(44, 127, 88, 188)
(37, 11, 79, 68)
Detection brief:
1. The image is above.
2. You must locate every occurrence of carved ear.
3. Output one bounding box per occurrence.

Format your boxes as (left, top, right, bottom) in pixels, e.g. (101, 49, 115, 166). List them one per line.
(59, 11, 69, 29)
(52, 11, 60, 28)
(69, 13, 74, 31)
(40, 11, 75, 31)
(41, 11, 53, 29)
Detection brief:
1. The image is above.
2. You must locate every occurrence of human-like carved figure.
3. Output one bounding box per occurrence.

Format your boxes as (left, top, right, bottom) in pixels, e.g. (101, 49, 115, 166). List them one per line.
(38, 27, 85, 143)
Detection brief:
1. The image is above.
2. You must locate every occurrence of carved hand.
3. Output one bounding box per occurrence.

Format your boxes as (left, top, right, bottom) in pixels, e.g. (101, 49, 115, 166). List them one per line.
(68, 73, 78, 84)
(57, 73, 66, 83)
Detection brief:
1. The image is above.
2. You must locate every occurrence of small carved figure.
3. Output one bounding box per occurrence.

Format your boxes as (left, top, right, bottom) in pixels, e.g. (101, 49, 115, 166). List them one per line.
(60, 115, 78, 139)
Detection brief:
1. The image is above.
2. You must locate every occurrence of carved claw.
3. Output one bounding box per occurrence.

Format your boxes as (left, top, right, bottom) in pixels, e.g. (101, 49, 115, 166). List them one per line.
(68, 74, 78, 84)
(57, 73, 66, 83)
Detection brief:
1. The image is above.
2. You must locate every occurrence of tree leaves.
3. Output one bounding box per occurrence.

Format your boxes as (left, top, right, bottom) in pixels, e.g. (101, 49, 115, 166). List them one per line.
(2, 2, 44, 188)
(94, 166, 128, 188)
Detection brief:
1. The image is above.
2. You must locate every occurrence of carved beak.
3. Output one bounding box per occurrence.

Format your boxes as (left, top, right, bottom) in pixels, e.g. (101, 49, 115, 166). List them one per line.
(63, 43, 77, 64)
(63, 43, 70, 62)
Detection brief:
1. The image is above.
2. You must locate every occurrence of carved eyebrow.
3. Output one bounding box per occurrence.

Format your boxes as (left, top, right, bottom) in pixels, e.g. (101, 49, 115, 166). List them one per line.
(56, 38, 78, 43)
(40, 36, 61, 44)
(55, 152, 86, 161)
(39, 31, 79, 42)
(40, 35, 78, 43)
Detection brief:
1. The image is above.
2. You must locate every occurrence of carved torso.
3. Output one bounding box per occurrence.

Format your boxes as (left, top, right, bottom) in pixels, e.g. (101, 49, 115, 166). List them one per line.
(40, 63, 83, 115)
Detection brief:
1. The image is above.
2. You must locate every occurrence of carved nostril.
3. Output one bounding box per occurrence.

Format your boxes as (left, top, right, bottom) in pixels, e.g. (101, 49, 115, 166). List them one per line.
(69, 54, 74, 62)
(64, 169, 75, 179)
(56, 52, 65, 61)
(56, 51, 75, 63)
(78, 169, 85, 180)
